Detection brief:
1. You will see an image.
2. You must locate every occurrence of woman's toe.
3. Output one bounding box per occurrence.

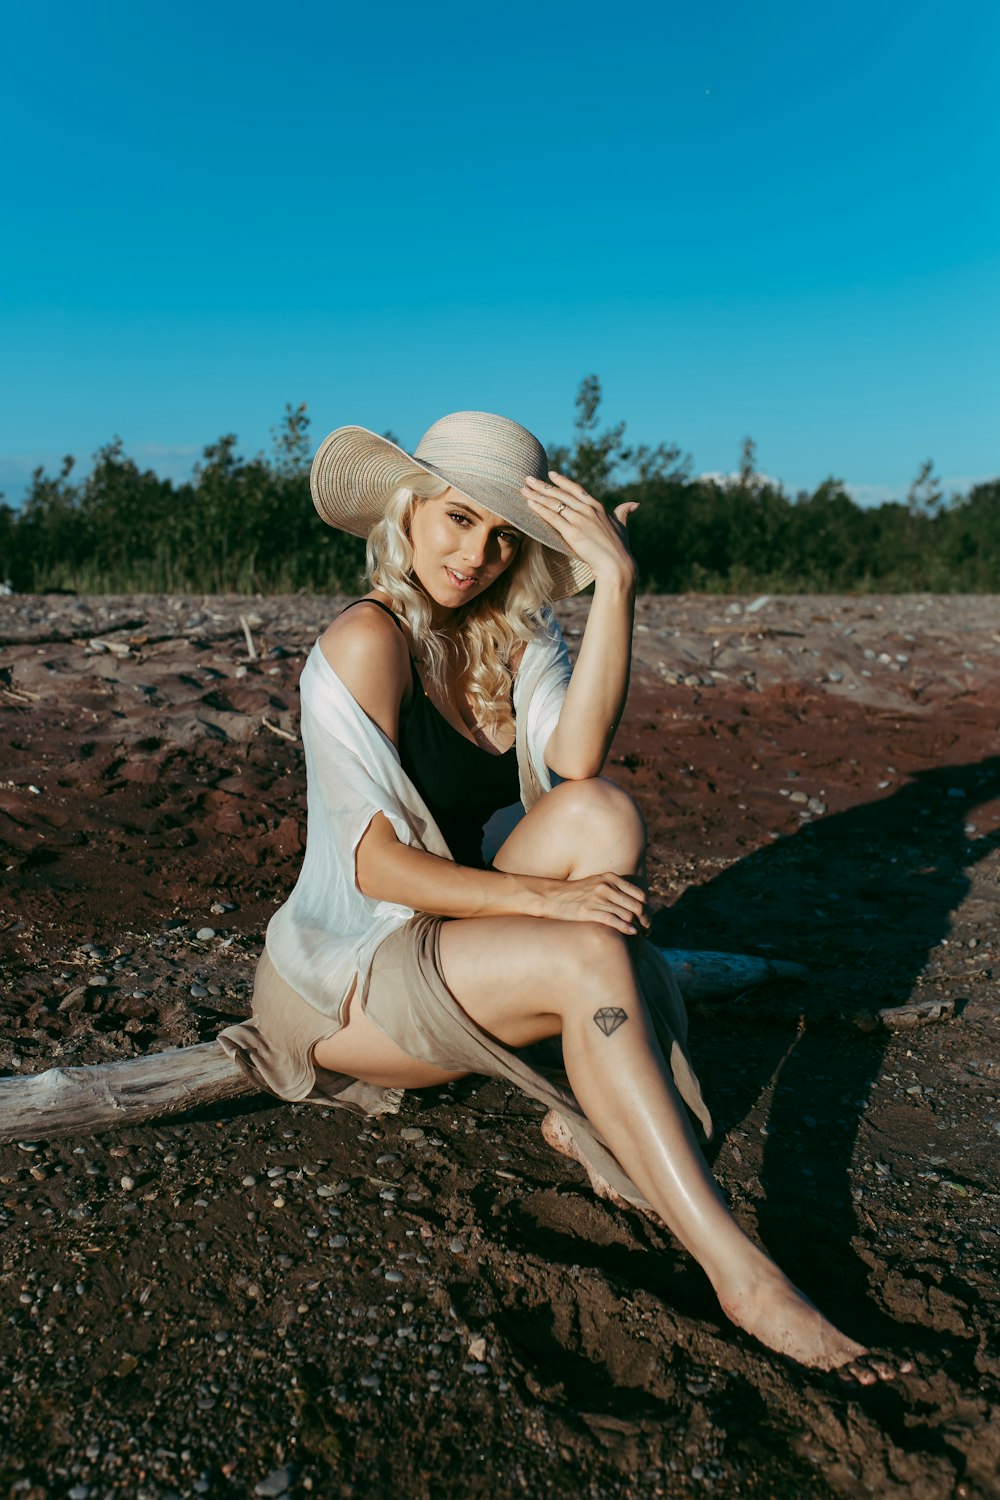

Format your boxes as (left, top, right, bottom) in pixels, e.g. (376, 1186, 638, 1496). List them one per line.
(839, 1353, 913, 1386)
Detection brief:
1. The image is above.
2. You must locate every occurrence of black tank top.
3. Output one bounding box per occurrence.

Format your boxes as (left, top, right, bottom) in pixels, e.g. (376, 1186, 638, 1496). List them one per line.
(338, 599, 520, 869)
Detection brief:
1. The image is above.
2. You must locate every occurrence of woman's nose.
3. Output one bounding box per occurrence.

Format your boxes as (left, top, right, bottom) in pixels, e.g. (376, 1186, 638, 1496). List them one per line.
(462, 531, 488, 564)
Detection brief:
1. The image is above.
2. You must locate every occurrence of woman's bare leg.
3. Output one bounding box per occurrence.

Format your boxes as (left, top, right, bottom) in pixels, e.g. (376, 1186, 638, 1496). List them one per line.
(474, 778, 905, 1379)
(311, 982, 469, 1089)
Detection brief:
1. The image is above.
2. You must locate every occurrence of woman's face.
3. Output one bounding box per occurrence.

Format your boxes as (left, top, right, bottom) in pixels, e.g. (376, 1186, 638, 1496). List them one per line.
(408, 489, 523, 613)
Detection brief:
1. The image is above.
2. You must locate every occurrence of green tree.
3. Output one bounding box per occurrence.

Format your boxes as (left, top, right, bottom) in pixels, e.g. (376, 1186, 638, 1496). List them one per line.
(270, 401, 311, 477)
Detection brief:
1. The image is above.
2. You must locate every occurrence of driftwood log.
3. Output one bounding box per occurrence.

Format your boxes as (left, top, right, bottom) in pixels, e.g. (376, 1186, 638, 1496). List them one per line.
(0, 948, 806, 1145)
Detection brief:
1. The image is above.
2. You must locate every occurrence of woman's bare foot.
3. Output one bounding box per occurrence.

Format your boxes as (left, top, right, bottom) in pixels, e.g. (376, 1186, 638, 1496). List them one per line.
(717, 1260, 913, 1379)
(541, 1114, 913, 1380)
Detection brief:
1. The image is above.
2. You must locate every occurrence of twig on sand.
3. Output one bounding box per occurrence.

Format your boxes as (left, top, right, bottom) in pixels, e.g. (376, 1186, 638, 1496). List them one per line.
(261, 717, 298, 742)
(239, 614, 259, 662)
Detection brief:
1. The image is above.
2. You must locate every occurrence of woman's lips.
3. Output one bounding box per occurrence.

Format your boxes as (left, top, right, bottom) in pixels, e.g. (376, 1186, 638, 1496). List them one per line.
(446, 567, 479, 590)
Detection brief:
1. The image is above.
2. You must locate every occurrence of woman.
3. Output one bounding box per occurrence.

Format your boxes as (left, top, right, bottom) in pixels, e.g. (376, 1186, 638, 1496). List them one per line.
(220, 410, 903, 1379)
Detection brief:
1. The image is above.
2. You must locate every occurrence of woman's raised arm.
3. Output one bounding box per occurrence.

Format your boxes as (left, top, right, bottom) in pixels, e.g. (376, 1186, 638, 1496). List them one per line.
(522, 472, 639, 780)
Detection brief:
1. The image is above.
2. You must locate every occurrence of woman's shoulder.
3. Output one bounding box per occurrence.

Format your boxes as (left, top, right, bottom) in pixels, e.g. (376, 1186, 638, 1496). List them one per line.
(317, 597, 412, 740)
(320, 596, 411, 676)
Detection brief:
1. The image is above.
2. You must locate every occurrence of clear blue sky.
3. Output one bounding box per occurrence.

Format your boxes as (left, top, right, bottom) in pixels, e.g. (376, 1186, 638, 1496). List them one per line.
(2, 0, 997, 508)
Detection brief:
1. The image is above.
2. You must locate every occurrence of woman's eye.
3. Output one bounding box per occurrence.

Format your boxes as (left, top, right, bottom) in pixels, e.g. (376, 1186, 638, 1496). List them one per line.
(448, 513, 471, 527)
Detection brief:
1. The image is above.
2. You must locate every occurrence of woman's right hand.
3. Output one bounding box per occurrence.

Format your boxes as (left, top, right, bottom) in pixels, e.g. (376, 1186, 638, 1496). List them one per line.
(534, 872, 650, 935)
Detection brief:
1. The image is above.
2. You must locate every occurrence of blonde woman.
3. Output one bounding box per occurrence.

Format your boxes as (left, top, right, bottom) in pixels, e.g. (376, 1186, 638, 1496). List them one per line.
(220, 411, 905, 1380)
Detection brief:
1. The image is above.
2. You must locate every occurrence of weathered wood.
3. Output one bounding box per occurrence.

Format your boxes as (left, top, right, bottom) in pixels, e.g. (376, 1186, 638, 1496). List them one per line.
(0, 1042, 253, 1145)
(0, 949, 806, 1144)
(663, 949, 806, 1002)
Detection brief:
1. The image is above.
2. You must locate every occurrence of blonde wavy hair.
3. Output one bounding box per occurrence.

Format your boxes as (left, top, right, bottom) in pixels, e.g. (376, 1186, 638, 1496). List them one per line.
(365, 474, 555, 731)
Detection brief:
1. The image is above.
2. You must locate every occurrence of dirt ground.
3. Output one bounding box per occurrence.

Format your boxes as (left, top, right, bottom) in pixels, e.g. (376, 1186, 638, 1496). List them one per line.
(1, 591, 998, 1500)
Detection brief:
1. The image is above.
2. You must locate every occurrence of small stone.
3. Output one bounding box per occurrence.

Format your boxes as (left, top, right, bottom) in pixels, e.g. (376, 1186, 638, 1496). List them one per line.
(87, 974, 109, 988)
(400, 1128, 425, 1142)
(272, 1195, 286, 1208)
(120, 1175, 135, 1192)
(242, 1175, 257, 1187)
(190, 984, 209, 998)
(807, 797, 827, 815)
(196, 927, 216, 940)
(385, 1269, 404, 1283)
(254, 1467, 296, 1497)
(448, 1237, 466, 1255)
(826, 671, 843, 683)
(468, 1336, 487, 1361)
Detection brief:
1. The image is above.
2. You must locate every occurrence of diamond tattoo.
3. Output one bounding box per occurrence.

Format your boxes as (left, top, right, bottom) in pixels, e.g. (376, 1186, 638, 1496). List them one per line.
(593, 1006, 628, 1036)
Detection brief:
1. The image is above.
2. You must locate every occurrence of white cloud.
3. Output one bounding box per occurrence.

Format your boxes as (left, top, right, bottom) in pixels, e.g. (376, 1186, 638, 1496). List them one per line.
(696, 469, 785, 489)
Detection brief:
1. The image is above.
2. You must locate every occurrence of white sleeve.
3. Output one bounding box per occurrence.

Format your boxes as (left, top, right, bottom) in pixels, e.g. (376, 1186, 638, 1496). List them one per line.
(514, 610, 573, 807)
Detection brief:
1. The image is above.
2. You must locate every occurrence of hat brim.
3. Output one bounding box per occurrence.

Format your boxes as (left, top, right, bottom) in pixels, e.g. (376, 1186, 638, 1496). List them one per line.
(310, 425, 593, 600)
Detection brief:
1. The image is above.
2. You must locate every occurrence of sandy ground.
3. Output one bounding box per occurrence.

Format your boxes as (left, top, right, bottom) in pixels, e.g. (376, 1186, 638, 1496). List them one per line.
(1, 591, 998, 1500)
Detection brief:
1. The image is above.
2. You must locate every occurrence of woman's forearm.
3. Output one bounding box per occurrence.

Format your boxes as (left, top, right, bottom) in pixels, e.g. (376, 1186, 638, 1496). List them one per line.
(544, 566, 637, 779)
(357, 821, 552, 917)
(356, 815, 650, 935)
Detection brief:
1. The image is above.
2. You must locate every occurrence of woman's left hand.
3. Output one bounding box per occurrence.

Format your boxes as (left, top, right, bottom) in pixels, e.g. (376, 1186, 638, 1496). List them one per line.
(521, 471, 638, 587)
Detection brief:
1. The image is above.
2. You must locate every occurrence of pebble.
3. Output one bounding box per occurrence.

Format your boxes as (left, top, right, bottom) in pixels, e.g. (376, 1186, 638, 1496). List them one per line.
(448, 1237, 466, 1255)
(196, 927, 216, 940)
(190, 984, 209, 998)
(385, 1269, 404, 1283)
(254, 1467, 296, 1498)
(242, 1175, 257, 1187)
(86, 974, 108, 988)
(120, 1175, 135, 1192)
(400, 1128, 425, 1142)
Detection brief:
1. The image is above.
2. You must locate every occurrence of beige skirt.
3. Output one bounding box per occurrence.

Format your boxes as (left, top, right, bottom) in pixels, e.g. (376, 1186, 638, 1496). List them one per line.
(217, 913, 712, 1214)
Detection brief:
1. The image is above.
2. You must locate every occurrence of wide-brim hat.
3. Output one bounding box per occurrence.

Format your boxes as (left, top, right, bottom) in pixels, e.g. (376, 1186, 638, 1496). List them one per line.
(310, 410, 593, 600)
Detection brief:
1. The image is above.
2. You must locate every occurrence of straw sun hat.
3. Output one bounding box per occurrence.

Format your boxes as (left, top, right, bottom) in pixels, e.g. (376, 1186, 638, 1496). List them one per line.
(310, 410, 594, 599)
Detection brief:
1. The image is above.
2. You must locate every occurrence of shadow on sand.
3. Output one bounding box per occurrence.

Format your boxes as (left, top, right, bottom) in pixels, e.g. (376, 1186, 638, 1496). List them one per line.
(649, 753, 1000, 1343)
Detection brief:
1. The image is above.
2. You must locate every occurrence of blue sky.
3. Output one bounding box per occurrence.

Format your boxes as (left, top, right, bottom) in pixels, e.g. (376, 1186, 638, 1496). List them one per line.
(2, 0, 997, 508)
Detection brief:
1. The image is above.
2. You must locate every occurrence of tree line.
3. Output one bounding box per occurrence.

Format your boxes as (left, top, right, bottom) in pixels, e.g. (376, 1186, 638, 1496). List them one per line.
(2, 381, 997, 594)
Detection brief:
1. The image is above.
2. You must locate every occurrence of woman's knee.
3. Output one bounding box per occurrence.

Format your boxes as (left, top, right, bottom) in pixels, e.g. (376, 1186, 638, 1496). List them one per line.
(551, 776, 646, 867)
(556, 919, 634, 1002)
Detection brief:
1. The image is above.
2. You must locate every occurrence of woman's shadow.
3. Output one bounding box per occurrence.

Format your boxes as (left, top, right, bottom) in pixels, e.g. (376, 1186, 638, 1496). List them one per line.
(651, 753, 1000, 1339)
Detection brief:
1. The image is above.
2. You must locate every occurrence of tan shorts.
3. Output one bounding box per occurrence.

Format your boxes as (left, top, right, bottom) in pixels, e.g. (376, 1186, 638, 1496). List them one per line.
(217, 913, 712, 1213)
